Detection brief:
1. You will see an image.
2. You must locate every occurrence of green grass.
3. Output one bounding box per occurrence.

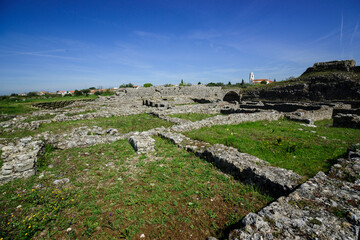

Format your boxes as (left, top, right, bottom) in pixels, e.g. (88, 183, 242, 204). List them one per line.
(0, 113, 174, 139)
(23, 114, 55, 122)
(169, 113, 220, 122)
(65, 110, 97, 117)
(0, 137, 272, 239)
(183, 119, 360, 178)
(0, 95, 97, 115)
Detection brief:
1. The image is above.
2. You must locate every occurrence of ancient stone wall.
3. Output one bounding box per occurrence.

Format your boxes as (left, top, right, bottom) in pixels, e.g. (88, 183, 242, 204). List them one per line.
(0, 137, 44, 185)
(229, 150, 360, 240)
(115, 85, 223, 100)
(32, 99, 96, 110)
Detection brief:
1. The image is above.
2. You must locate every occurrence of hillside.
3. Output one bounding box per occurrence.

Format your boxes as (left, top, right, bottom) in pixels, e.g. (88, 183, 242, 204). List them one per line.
(241, 60, 360, 102)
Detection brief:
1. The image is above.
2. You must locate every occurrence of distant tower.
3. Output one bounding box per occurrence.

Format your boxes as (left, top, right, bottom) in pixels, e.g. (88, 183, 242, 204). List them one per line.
(249, 72, 254, 84)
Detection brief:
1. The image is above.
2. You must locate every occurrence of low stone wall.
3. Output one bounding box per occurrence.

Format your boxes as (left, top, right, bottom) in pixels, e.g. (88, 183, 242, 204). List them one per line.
(143, 99, 172, 109)
(284, 106, 333, 124)
(158, 130, 302, 197)
(32, 99, 96, 110)
(128, 132, 155, 154)
(333, 113, 360, 129)
(0, 137, 44, 185)
(115, 85, 223, 100)
(170, 111, 283, 132)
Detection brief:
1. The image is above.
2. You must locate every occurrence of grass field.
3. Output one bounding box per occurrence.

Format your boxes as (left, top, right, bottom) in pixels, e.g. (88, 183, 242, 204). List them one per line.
(0, 95, 98, 115)
(0, 137, 272, 239)
(183, 119, 360, 178)
(0, 113, 174, 139)
(169, 113, 220, 122)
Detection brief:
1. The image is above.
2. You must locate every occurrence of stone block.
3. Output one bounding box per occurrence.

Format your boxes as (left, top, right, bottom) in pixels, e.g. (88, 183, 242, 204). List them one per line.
(128, 133, 155, 154)
(14, 159, 35, 172)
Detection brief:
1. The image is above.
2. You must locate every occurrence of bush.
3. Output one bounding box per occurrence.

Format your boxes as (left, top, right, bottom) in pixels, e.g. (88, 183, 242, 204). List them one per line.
(81, 89, 90, 96)
(206, 82, 224, 87)
(119, 83, 134, 88)
(27, 92, 38, 97)
(143, 83, 153, 87)
(74, 90, 83, 96)
(261, 80, 267, 84)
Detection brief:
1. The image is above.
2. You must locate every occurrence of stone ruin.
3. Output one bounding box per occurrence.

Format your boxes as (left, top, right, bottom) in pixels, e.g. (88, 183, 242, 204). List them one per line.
(1, 60, 360, 239)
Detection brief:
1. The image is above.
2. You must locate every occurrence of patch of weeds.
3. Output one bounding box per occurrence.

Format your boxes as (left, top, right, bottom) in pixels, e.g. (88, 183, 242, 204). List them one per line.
(329, 207, 347, 219)
(309, 218, 322, 225)
(169, 113, 221, 122)
(0, 113, 174, 139)
(0, 186, 78, 239)
(0, 137, 272, 239)
(184, 119, 360, 178)
(65, 110, 97, 117)
(23, 114, 54, 122)
(37, 144, 54, 170)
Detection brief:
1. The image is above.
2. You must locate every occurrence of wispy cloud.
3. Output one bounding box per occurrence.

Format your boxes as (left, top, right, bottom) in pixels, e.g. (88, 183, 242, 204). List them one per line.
(0, 49, 81, 61)
(350, 21, 359, 45)
(133, 31, 169, 40)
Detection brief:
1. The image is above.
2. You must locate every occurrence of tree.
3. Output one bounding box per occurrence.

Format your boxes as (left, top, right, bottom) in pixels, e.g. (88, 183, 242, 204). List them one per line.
(274, 78, 277, 83)
(228, 81, 231, 85)
(27, 92, 38, 97)
(95, 91, 101, 96)
(81, 89, 90, 96)
(261, 80, 267, 84)
(143, 83, 153, 87)
(198, 82, 201, 85)
(119, 83, 134, 88)
(89, 87, 96, 90)
(241, 79, 245, 85)
(74, 90, 83, 96)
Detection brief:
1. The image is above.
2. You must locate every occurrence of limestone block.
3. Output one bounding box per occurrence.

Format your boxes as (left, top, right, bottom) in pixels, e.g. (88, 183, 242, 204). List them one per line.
(128, 133, 155, 154)
(14, 159, 35, 172)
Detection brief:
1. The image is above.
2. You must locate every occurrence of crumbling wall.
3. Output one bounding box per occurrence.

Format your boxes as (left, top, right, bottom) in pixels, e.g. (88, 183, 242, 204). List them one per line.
(115, 85, 223, 100)
(0, 137, 44, 185)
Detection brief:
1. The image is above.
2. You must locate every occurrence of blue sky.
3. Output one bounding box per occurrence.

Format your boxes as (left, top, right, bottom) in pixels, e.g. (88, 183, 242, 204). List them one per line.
(0, 0, 359, 95)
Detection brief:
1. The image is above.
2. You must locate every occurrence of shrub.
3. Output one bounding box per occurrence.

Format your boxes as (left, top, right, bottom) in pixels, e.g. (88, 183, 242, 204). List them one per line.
(74, 90, 83, 96)
(27, 92, 38, 97)
(119, 83, 134, 88)
(261, 80, 267, 84)
(143, 83, 153, 87)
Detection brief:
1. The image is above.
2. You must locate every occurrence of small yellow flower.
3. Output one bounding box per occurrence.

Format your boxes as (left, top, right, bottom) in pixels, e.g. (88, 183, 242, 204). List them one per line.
(7, 222, 10, 225)
(25, 233, 28, 235)
(28, 225, 31, 228)
(33, 215, 35, 217)
(41, 196, 43, 198)
(32, 189, 34, 191)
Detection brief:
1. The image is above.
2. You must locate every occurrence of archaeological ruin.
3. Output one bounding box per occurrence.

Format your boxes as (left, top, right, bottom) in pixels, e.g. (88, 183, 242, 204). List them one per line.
(1, 60, 359, 239)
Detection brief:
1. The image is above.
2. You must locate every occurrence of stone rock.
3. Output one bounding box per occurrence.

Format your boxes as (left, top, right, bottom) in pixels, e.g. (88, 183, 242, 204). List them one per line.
(53, 178, 70, 185)
(128, 133, 156, 154)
